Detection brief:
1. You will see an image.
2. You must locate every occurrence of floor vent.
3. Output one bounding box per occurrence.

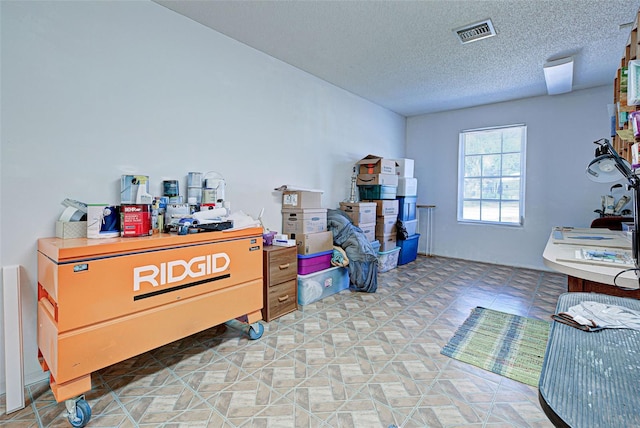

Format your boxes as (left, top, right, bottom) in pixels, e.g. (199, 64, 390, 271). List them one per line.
(454, 19, 496, 44)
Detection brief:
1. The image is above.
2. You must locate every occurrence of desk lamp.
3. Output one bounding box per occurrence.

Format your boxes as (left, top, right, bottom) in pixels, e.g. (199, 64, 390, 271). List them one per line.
(586, 138, 640, 275)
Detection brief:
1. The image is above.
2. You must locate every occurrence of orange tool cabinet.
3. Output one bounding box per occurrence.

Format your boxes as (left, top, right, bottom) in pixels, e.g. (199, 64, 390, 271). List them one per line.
(37, 227, 263, 426)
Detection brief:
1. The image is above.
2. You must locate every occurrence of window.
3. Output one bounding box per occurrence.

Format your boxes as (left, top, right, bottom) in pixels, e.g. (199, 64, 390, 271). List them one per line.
(458, 124, 526, 225)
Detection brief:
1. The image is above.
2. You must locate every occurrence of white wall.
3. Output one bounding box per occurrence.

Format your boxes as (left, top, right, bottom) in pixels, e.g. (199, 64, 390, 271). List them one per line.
(0, 1, 405, 392)
(407, 85, 621, 270)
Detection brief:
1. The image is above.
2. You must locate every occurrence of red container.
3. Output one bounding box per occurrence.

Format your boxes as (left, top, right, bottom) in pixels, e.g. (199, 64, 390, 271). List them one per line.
(120, 204, 152, 237)
(297, 250, 333, 275)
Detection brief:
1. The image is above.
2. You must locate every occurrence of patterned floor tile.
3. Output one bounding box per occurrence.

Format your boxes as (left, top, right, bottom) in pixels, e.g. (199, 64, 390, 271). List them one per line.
(405, 391, 487, 427)
(238, 395, 324, 428)
(290, 315, 335, 341)
(288, 337, 341, 371)
(386, 350, 442, 386)
(315, 325, 364, 353)
(181, 359, 252, 396)
(285, 368, 362, 415)
(251, 353, 313, 393)
(224, 341, 282, 374)
(431, 365, 501, 405)
(12, 257, 572, 427)
(313, 306, 352, 326)
(325, 393, 405, 428)
(206, 375, 284, 420)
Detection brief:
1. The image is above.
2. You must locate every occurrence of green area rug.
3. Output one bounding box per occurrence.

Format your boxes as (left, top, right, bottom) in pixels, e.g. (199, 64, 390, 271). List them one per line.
(441, 307, 550, 387)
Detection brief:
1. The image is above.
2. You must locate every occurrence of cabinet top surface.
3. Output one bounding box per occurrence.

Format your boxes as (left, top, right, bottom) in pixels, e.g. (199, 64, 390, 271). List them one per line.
(38, 227, 264, 261)
(263, 245, 297, 254)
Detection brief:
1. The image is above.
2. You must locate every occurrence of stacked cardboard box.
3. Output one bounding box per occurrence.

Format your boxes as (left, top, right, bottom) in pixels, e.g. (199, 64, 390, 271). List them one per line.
(339, 201, 376, 242)
(373, 199, 399, 252)
(281, 190, 333, 260)
(281, 190, 334, 276)
(356, 155, 398, 201)
(354, 155, 399, 253)
(394, 158, 420, 265)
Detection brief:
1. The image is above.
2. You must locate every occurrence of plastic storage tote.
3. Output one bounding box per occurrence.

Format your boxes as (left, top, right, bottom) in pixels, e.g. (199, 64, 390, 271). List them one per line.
(377, 246, 400, 273)
(398, 233, 420, 265)
(297, 250, 333, 275)
(298, 266, 349, 305)
(397, 196, 417, 221)
(359, 185, 397, 200)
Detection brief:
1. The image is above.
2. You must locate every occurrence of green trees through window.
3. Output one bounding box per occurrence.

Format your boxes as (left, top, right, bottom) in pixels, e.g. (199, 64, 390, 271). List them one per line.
(458, 125, 526, 225)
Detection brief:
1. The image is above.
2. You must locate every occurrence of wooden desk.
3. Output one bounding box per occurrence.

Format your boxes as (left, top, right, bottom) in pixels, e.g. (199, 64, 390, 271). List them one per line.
(542, 228, 640, 297)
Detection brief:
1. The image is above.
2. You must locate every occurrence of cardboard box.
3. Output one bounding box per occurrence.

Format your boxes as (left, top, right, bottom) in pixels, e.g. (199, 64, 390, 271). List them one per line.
(394, 158, 415, 177)
(55, 221, 87, 239)
(282, 208, 327, 239)
(373, 200, 399, 216)
(282, 190, 322, 209)
(121, 204, 152, 237)
(296, 231, 333, 255)
(357, 222, 376, 242)
(376, 233, 397, 252)
(397, 177, 418, 196)
(339, 202, 377, 225)
(356, 173, 399, 186)
(375, 215, 398, 236)
(356, 155, 398, 175)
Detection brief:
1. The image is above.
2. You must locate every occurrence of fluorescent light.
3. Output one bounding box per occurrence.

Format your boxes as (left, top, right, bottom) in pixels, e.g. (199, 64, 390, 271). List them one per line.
(544, 57, 573, 95)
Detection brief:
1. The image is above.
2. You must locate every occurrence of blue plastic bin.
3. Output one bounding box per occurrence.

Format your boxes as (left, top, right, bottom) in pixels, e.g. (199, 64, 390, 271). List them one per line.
(397, 233, 420, 265)
(397, 196, 417, 221)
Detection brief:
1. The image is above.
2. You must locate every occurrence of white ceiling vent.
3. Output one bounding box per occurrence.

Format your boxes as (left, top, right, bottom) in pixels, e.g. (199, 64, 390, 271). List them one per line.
(454, 19, 496, 44)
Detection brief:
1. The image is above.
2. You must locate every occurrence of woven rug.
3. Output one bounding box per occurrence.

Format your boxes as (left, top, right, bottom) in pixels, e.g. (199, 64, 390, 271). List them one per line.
(441, 307, 550, 386)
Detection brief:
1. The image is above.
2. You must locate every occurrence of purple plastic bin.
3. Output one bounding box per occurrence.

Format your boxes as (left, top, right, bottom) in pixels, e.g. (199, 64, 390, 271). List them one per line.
(297, 250, 333, 275)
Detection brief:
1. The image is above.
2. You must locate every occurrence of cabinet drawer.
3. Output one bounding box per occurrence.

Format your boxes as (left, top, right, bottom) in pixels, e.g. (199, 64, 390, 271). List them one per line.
(268, 249, 297, 284)
(266, 279, 297, 320)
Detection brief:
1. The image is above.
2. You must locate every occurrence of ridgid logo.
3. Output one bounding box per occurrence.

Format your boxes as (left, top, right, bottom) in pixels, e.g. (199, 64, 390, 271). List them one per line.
(133, 253, 230, 292)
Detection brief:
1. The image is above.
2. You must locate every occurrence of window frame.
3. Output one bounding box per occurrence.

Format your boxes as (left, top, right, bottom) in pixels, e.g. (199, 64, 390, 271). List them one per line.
(457, 124, 527, 226)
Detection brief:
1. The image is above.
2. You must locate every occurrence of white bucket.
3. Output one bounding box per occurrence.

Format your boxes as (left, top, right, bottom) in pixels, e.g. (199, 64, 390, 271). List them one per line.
(87, 205, 120, 239)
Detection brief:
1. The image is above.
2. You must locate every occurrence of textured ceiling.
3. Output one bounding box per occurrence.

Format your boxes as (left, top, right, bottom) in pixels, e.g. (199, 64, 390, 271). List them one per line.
(154, 0, 640, 117)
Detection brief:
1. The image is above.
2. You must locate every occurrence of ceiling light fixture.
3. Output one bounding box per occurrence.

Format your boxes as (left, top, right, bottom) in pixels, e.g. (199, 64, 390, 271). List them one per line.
(544, 57, 574, 95)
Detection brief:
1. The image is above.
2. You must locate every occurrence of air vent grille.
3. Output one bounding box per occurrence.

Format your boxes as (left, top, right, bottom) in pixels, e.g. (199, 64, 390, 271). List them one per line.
(454, 19, 496, 44)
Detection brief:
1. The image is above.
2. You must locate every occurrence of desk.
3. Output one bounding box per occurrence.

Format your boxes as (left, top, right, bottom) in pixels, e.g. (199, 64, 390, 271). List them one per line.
(542, 228, 640, 296)
(539, 292, 640, 427)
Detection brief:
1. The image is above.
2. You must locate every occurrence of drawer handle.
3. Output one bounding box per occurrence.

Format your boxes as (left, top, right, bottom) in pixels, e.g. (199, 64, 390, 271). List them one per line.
(278, 295, 289, 302)
(278, 263, 290, 270)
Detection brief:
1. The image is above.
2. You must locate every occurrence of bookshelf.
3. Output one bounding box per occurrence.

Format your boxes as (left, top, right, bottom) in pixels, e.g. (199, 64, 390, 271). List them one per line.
(614, 10, 640, 162)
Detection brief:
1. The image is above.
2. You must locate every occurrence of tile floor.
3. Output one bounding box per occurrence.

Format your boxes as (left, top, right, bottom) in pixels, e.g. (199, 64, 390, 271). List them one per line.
(0, 256, 567, 427)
